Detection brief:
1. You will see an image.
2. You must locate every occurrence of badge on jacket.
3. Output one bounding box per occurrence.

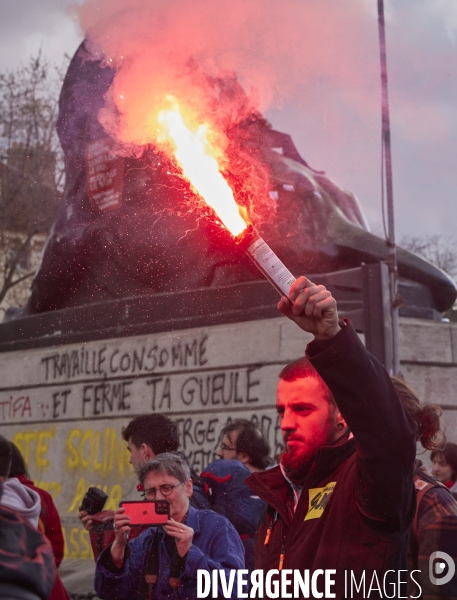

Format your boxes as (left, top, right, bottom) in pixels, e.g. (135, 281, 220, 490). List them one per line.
(304, 482, 337, 521)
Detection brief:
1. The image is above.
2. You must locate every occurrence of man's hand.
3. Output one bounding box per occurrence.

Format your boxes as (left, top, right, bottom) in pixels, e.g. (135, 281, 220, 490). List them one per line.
(278, 276, 340, 340)
(163, 518, 194, 558)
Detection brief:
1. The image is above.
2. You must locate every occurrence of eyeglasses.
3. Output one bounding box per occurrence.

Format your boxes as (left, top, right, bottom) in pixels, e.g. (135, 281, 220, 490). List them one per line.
(219, 443, 236, 452)
(141, 482, 183, 500)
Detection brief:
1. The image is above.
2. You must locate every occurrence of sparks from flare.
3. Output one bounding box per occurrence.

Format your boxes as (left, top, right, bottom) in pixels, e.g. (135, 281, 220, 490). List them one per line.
(158, 99, 248, 237)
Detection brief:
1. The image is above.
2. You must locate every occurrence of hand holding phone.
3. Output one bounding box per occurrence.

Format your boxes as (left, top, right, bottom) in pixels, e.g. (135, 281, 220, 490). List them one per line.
(119, 500, 170, 526)
(112, 507, 131, 551)
(111, 507, 131, 566)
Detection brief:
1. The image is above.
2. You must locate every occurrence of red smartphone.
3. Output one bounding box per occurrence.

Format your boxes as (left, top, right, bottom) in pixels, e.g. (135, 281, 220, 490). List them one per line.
(120, 500, 170, 525)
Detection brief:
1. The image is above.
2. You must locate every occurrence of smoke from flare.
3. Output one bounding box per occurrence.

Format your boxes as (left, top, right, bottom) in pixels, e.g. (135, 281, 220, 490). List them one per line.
(74, 0, 376, 149)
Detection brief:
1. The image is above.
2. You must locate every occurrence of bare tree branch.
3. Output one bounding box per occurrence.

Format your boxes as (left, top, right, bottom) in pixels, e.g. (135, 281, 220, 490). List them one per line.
(0, 52, 67, 312)
(0, 230, 37, 304)
(400, 234, 457, 279)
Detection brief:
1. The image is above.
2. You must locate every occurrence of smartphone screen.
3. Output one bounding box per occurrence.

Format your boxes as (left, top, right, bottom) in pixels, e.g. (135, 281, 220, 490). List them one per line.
(120, 500, 170, 525)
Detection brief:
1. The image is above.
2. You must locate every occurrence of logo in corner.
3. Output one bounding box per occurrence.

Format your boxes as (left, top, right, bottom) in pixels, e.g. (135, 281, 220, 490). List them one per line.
(429, 551, 455, 586)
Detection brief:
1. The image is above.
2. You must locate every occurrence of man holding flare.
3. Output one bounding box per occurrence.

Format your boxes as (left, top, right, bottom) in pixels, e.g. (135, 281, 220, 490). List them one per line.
(245, 276, 417, 598)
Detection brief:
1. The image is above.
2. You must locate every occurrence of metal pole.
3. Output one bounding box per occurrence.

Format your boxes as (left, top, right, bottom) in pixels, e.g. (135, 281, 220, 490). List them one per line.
(377, 0, 400, 375)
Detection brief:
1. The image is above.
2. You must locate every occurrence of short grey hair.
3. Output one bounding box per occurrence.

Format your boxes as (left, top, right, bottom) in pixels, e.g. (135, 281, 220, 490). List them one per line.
(138, 452, 191, 486)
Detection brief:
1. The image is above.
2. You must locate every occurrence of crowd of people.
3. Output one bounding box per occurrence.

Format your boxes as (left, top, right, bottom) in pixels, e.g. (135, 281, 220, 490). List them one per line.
(2, 276, 457, 599)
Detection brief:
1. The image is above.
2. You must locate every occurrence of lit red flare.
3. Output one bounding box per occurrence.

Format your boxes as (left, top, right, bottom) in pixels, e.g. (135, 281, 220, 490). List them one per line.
(158, 98, 247, 237)
(157, 96, 296, 298)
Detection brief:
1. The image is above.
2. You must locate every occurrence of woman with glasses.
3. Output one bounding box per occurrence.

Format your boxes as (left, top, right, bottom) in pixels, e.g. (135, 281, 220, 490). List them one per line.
(95, 453, 244, 599)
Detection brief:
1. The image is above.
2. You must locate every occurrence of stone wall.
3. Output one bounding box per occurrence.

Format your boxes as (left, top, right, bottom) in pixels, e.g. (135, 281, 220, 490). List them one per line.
(400, 318, 457, 467)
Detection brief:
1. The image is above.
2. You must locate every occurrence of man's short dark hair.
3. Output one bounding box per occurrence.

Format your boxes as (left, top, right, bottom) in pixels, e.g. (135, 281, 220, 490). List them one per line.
(122, 414, 179, 454)
(0, 435, 12, 479)
(279, 357, 335, 407)
(431, 442, 457, 480)
(222, 420, 272, 470)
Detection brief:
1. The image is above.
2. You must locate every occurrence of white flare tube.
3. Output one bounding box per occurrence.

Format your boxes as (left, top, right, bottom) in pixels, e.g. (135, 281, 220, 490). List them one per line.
(236, 225, 296, 298)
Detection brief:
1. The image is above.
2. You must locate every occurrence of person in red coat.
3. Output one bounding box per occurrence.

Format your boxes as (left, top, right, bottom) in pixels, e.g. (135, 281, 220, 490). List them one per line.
(9, 442, 69, 600)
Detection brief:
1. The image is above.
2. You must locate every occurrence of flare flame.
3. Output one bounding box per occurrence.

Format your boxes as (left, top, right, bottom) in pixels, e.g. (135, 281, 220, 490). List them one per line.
(158, 98, 248, 237)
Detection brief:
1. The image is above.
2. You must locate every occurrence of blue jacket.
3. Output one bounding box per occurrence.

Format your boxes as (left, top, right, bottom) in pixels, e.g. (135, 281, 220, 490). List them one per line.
(95, 506, 245, 600)
(201, 460, 266, 537)
(201, 459, 267, 571)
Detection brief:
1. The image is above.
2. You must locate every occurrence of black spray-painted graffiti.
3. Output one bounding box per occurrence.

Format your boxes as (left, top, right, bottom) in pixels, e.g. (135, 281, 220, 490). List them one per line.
(147, 368, 260, 412)
(179, 368, 260, 406)
(40, 336, 208, 382)
(177, 413, 283, 472)
(41, 367, 261, 419)
(0, 367, 265, 423)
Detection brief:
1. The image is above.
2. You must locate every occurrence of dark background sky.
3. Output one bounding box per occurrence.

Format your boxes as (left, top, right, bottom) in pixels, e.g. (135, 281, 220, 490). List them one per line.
(1, 0, 456, 240)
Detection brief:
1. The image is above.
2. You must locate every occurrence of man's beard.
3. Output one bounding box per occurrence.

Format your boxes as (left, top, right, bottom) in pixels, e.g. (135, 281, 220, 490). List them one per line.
(281, 417, 339, 484)
(281, 443, 316, 484)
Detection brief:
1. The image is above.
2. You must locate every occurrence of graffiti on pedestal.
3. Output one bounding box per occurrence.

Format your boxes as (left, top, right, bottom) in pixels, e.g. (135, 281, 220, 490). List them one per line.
(0, 325, 285, 557)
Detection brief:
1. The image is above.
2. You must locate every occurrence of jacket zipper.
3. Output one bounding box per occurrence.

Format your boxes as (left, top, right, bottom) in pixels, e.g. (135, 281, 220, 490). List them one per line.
(264, 510, 278, 545)
(263, 510, 287, 571)
(264, 501, 292, 570)
(278, 544, 286, 571)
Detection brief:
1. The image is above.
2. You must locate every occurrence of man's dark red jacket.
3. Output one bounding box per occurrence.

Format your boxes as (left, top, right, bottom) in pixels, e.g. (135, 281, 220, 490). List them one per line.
(246, 321, 416, 597)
